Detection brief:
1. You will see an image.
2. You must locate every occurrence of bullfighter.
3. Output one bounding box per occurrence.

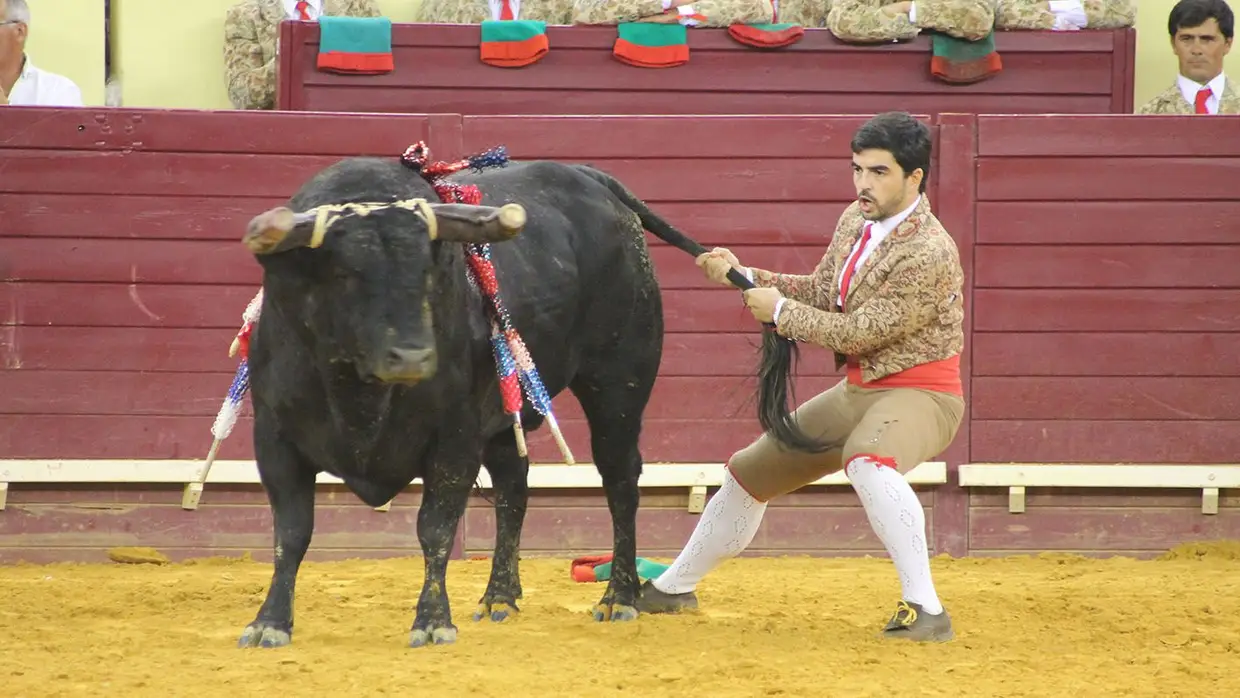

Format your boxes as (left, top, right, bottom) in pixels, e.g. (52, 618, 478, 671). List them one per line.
(635, 111, 966, 643)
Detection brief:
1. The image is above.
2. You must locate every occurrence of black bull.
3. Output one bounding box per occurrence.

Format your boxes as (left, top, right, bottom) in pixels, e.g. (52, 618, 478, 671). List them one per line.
(237, 157, 807, 649)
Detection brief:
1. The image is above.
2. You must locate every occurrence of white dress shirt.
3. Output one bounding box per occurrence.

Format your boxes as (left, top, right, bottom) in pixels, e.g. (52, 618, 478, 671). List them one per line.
(284, 0, 323, 19)
(1178, 72, 1227, 114)
(487, 0, 522, 20)
(833, 194, 921, 310)
(5, 55, 83, 107)
(742, 195, 922, 323)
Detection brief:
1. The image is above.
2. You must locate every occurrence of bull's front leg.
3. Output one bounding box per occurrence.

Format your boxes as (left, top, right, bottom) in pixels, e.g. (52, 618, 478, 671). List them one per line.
(239, 413, 317, 648)
(409, 459, 480, 648)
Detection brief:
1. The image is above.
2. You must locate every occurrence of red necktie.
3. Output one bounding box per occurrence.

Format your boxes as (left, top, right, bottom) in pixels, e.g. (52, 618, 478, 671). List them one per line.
(838, 223, 873, 309)
(500, 0, 514, 19)
(1195, 87, 1212, 114)
(295, 1, 311, 20)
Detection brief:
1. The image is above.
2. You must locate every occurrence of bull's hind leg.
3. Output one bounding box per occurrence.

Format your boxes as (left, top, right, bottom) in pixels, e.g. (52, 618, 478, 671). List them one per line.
(570, 363, 658, 623)
(239, 408, 317, 649)
(474, 430, 529, 623)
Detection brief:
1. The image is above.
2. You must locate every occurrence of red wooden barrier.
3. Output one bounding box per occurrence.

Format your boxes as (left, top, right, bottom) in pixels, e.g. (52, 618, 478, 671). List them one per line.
(276, 22, 1136, 116)
(3, 107, 1236, 562)
(966, 113, 1240, 555)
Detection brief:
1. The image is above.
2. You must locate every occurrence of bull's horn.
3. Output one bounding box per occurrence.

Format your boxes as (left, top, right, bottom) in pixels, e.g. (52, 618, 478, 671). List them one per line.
(428, 202, 526, 244)
(242, 206, 323, 255)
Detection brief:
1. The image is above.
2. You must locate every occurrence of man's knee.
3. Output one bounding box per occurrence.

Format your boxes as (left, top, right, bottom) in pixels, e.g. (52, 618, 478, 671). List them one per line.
(727, 437, 843, 502)
(841, 391, 961, 475)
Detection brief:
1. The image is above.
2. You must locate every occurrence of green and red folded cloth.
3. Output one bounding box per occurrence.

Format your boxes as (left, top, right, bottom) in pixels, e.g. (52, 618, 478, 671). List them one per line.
(931, 31, 1002, 83)
(614, 21, 804, 68)
(571, 553, 670, 582)
(477, 17, 804, 70)
(317, 15, 394, 74)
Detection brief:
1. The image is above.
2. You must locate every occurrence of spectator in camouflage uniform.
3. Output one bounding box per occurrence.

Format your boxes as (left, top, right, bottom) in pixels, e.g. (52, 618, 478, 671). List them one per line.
(994, 1, 1136, 31)
(827, 0, 997, 42)
(415, 0, 576, 24)
(569, 0, 774, 27)
(224, 0, 382, 110)
(1138, 0, 1237, 115)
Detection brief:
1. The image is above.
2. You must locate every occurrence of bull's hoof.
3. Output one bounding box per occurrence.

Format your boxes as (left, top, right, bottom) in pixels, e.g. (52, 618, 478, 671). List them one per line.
(473, 598, 520, 623)
(409, 625, 457, 648)
(237, 622, 292, 649)
(592, 603, 639, 622)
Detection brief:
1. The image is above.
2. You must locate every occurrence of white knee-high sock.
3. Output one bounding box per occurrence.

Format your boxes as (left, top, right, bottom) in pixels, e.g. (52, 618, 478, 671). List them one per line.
(846, 456, 944, 614)
(651, 469, 766, 594)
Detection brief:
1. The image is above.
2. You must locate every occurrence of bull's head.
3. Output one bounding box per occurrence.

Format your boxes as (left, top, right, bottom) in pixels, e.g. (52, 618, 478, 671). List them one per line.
(242, 196, 527, 384)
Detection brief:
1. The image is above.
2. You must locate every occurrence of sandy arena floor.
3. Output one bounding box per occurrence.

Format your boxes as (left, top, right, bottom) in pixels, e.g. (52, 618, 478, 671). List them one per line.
(2, 544, 1238, 698)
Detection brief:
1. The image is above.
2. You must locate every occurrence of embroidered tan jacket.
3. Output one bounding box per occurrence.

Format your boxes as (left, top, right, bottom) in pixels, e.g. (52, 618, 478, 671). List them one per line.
(224, 0, 382, 110)
(748, 195, 965, 382)
(1137, 76, 1240, 115)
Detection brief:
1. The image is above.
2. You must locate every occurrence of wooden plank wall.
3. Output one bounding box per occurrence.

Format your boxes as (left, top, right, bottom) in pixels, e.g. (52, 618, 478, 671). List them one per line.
(966, 114, 1240, 555)
(0, 108, 948, 563)
(277, 23, 1135, 116)
(2, 108, 1234, 563)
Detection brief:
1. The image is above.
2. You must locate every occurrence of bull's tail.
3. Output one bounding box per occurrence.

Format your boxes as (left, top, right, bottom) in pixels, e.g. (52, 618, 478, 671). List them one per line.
(571, 164, 833, 454)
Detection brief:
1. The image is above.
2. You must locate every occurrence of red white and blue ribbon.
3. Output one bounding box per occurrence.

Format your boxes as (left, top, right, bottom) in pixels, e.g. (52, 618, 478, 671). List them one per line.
(401, 141, 573, 464)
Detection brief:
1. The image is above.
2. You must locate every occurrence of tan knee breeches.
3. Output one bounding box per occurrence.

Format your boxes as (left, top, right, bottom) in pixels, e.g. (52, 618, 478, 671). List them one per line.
(727, 379, 964, 501)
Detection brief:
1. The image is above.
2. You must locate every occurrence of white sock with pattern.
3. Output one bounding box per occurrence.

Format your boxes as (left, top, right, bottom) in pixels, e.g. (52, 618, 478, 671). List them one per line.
(846, 456, 944, 614)
(650, 468, 766, 594)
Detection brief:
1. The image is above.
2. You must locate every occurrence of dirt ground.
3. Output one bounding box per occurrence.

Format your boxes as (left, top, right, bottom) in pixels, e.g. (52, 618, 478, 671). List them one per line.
(2, 543, 1239, 698)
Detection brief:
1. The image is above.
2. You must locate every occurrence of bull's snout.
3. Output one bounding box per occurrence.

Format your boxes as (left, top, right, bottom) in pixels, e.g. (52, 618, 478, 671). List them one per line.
(373, 347, 438, 383)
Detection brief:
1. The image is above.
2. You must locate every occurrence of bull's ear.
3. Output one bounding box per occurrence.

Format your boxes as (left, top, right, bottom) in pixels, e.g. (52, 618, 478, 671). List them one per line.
(427, 202, 526, 244)
(242, 206, 326, 255)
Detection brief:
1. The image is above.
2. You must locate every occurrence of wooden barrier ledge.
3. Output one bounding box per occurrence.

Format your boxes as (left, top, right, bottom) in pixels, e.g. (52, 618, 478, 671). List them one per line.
(958, 464, 1240, 516)
(0, 460, 946, 513)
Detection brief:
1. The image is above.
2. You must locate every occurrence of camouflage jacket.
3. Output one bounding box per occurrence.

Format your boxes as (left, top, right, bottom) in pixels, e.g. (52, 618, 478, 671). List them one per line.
(748, 195, 965, 382)
(571, 0, 774, 26)
(779, 0, 831, 27)
(224, 0, 382, 110)
(416, 0, 577, 25)
(1137, 76, 1240, 115)
(995, 0, 1135, 30)
(828, 0, 997, 43)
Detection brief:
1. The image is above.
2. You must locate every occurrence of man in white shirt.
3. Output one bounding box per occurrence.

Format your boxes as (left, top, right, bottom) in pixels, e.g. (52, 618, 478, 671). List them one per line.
(0, 0, 84, 107)
(1138, 0, 1238, 114)
(224, 0, 382, 110)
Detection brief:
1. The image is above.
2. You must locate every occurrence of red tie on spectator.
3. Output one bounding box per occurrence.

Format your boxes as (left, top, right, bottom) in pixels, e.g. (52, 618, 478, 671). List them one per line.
(838, 223, 873, 308)
(295, 1, 311, 20)
(500, 0, 515, 19)
(1195, 87, 1212, 114)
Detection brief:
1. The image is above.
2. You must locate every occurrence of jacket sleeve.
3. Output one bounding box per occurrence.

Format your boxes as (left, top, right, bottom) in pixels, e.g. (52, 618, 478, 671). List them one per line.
(744, 206, 853, 308)
(223, 6, 275, 110)
(911, 0, 997, 40)
(772, 244, 950, 356)
(828, 0, 920, 42)
(745, 252, 836, 309)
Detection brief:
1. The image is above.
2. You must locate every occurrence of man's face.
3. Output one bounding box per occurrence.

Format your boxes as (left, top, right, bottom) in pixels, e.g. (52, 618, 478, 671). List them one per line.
(852, 148, 921, 221)
(0, 1, 27, 65)
(1172, 18, 1232, 83)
